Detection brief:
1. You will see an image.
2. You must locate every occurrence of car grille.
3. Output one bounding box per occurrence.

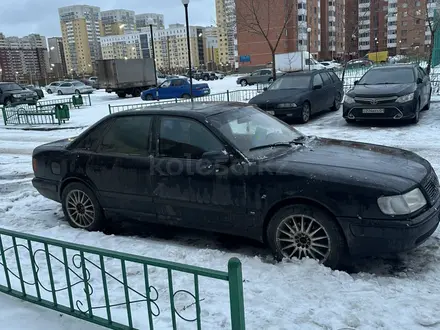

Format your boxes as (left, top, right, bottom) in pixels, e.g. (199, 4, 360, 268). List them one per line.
(422, 170, 440, 204)
(354, 96, 397, 104)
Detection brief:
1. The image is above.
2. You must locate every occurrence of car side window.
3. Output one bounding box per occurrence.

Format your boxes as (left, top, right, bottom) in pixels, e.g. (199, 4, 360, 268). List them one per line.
(417, 67, 425, 80)
(313, 74, 323, 87)
(171, 79, 183, 87)
(262, 70, 271, 75)
(253, 71, 261, 76)
(159, 117, 223, 159)
(161, 81, 171, 88)
(99, 116, 152, 156)
(73, 121, 111, 151)
(319, 72, 332, 85)
(328, 71, 340, 82)
(60, 83, 70, 87)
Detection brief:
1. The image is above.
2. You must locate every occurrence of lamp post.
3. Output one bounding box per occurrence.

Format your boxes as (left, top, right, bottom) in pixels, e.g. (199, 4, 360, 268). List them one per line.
(182, 0, 193, 102)
(0, 68, 2, 81)
(15, 71, 19, 83)
(375, 37, 378, 63)
(307, 27, 312, 70)
(148, 18, 158, 87)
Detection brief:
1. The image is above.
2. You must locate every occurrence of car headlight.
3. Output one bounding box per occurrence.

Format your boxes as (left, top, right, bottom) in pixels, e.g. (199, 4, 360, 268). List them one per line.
(12, 94, 21, 98)
(277, 103, 297, 108)
(396, 93, 414, 103)
(344, 95, 355, 104)
(377, 188, 427, 215)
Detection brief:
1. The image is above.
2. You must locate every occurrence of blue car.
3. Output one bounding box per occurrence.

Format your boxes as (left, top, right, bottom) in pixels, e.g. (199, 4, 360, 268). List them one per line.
(141, 78, 210, 101)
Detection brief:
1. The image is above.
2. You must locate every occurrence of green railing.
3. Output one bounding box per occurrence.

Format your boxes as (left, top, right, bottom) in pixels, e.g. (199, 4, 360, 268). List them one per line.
(1, 104, 71, 126)
(0, 227, 245, 330)
(38, 94, 92, 109)
(108, 89, 261, 114)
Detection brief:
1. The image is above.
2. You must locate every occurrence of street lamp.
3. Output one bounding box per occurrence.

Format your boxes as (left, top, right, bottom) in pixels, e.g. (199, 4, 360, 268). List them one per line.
(182, 0, 193, 102)
(374, 37, 379, 63)
(307, 27, 312, 70)
(15, 71, 19, 83)
(147, 18, 158, 87)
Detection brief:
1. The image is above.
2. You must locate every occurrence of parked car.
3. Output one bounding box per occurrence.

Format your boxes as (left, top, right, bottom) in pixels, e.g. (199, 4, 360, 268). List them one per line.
(343, 64, 431, 124)
(56, 81, 94, 95)
(345, 59, 374, 70)
(140, 78, 210, 100)
(200, 72, 217, 81)
(32, 102, 440, 269)
(0, 82, 38, 106)
(249, 70, 344, 123)
(236, 69, 280, 86)
(215, 71, 225, 79)
(320, 61, 342, 70)
(45, 81, 62, 94)
(24, 85, 44, 99)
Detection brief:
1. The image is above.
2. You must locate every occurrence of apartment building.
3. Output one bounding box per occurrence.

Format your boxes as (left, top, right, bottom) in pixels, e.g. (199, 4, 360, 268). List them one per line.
(204, 27, 220, 70)
(215, 0, 238, 67)
(48, 37, 67, 78)
(101, 9, 136, 36)
(59, 5, 102, 75)
(100, 33, 150, 60)
(153, 24, 205, 70)
(321, 0, 345, 59)
(136, 13, 165, 30)
(236, 0, 321, 67)
(0, 33, 48, 83)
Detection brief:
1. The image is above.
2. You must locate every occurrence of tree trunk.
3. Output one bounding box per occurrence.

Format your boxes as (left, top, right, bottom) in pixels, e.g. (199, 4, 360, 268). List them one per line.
(271, 52, 277, 81)
(427, 32, 435, 75)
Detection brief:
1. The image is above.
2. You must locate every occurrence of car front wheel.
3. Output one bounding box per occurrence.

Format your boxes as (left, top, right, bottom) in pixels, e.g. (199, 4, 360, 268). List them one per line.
(61, 182, 104, 231)
(412, 100, 421, 124)
(47, 89, 52, 94)
(266, 204, 346, 269)
(240, 80, 248, 87)
(331, 92, 342, 111)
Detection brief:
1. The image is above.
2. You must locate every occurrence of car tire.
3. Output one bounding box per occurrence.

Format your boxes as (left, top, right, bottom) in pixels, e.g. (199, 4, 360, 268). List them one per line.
(240, 79, 248, 87)
(423, 90, 431, 110)
(74, 89, 80, 95)
(145, 94, 154, 101)
(299, 101, 311, 123)
(132, 88, 141, 97)
(268, 78, 274, 83)
(412, 100, 421, 124)
(331, 92, 342, 111)
(57, 90, 63, 95)
(204, 76, 209, 81)
(345, 118, 355, 124)
(117, 92, 126, 98)
(266, 204, 346, 269)
(61, 182, 105, 232)
(47, 89, 52, 94)
(4, 99, 12, 107)
(182, 93, 191, 99)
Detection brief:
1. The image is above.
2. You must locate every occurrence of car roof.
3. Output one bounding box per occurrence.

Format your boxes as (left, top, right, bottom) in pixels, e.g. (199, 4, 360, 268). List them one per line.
(282, 69, 328, 76)
(109, 102, 251, 120)
(369, 63, 417, 70)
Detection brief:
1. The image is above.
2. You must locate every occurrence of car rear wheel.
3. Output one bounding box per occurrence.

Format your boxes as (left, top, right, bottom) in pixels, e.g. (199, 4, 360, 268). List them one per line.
(299, 101, 311, 123)
(57, 90, 63, 95)
(61, 182, 104, 231)
(266, 204, 346, 269)
(268, 78, 274, 83)
(117, 92, 126, 98)
(331, 92, 342, 111)
(182, 93, 191, 99)
(204, 76, 209, 81)
(4, 99, 12, 107)
(240, 79, 248, 87)
(74, 89, 80, 95)
(132, 88, 141, 97)
(47, 89, 52, 94)
(423, 90, 431, 110)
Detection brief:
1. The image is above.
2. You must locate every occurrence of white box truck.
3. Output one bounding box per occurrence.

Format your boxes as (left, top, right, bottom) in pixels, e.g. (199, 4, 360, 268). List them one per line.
(274, 51, 325, 72)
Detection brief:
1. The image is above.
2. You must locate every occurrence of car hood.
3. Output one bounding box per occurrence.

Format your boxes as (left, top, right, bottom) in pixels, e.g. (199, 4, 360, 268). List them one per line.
(249, 89, 308, 105)
(349, 83, 415, 97)
(268, 137, 429, 190)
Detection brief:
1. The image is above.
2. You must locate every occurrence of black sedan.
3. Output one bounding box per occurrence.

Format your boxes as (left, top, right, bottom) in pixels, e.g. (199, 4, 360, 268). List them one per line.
(343, 64, 431, 124)
(25, 85, 44, 99)
(248, 70, 344, 123)
(32, 103, 440, 269)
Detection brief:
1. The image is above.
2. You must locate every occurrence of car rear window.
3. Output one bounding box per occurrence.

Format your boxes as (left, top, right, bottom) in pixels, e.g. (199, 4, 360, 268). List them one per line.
(358, 68, 415, 85)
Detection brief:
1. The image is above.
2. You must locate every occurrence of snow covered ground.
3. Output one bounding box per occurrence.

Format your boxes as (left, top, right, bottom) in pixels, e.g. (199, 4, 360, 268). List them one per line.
(1, 76, 440, 329)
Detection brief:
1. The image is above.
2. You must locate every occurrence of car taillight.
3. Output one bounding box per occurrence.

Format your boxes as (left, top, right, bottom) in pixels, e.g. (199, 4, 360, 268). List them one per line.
(32, 158, 37, 173)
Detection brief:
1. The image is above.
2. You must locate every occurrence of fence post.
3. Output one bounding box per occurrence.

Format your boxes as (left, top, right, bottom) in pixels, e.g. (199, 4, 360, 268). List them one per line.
(88, 93, 92, 106)
(227, 90, 230, 102)
(108, 104, 112, 115)
(228, 257, 245, 330)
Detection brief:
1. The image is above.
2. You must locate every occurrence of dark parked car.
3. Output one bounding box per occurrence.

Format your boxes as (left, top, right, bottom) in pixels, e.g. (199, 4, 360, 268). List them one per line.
(32, 103, 440, 269)
(249, 70, 344, 123)
(343, 64, 431, 124)
(25, 85, 44, 99)
(0, 82, 38, 106)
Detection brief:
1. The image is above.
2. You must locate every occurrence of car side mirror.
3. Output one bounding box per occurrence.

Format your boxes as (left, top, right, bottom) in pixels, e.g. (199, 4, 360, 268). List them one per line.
(417, 78, 423, 84)
(201, 150, 230, 165)
(313, 84, 323, 90)
(263, 87, 268, 91)
(354, 80, 359, 85)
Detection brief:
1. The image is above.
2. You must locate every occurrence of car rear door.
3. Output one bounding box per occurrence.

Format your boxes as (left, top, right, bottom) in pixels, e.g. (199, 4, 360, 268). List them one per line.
(311, 73, 327, 113)
(319, 72, 336, 108)
(170, 79, 185, 97)
(58, 82, 71, 94)
(417, 67, 430, 106)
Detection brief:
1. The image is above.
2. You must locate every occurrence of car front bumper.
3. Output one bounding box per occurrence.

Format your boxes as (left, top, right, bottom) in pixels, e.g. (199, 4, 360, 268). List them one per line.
(338, 197, 440, 257)
(32, 177, 60, 203)
(343, 99, 417, 120)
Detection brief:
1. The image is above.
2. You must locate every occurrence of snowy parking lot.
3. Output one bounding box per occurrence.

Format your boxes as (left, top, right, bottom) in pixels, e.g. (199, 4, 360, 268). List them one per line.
(1, 76, 440, 329)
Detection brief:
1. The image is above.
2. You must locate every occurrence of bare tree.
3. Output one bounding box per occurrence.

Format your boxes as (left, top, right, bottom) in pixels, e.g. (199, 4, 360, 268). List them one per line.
(236, 0, 296, 80)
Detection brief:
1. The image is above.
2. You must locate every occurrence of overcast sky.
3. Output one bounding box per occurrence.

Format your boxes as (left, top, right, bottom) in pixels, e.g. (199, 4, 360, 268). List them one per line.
(0, 0, 216, 37)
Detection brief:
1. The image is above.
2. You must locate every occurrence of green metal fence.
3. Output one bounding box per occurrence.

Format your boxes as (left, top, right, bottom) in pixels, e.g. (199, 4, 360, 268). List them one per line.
(0, 227, 245, 330)
(38, 94, 92, 109)
(1, 104, 71, 126)
(108, 89, 261, 114)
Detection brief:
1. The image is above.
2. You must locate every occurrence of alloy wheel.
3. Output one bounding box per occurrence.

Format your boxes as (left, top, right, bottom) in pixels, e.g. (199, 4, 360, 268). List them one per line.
(66, 189, 96, 228)
(275, 214, 331, 262)
(333, 93, 342, 110)
(302, 103, 310, 123)
(240, 80, 247, 87)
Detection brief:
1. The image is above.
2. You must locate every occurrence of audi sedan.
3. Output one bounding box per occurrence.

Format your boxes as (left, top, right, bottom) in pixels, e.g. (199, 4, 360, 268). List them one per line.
(32, 102, 440, 269)
(56, 81, 94, 95)
(343, 64, 431, 124)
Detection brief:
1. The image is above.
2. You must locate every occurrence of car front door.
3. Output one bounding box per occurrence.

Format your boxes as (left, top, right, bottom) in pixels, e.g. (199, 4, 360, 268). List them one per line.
(157, 80, 172, 99)
(59, 82, 71, 94)
(85, 115, 156, 222)
(151, 115, 247, 233)
(248, 70, 261, 84)
(311, 73, 327, 113)
(170, 79, 185, 97)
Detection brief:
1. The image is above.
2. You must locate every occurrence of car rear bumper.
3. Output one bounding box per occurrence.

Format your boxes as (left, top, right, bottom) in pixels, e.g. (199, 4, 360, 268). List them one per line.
(343, 99, 417, 120)
(258, 106, 302, 119)
(32, 177, 60, 203)
(338, 198, 440, 257)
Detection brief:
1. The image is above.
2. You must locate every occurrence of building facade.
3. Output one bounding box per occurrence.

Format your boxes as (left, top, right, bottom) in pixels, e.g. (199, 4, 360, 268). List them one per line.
(215, 0, 238, 67)
(204, 27, 220, 70)
(320, 0, 345, 60)
(100, 33, 150, 60)
(153, 24, 206, 70)
(0, 33, 48, 83)
(136, 13, 165, 30)
(48, 37, 67, 78)
(101, 9, 136, 36)
(59, 5, 102, 75)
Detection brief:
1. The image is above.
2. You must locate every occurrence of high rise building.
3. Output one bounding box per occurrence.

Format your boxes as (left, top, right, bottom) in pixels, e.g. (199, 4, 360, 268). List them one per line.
(100, 33, 150, 60)
(204, 27, 220, 70)
(101, 9, 136, 36)
(0, 33, 48, 83)
(58, 5, 102, 75)
(136, 13, 165, 30)
(215, 0, 237, 67)
(320, 0, 346, 60)
(47, 37, 67, 78)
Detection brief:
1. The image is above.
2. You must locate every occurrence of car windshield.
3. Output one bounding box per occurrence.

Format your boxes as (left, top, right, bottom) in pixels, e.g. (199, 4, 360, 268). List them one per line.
(209, 106, 303, 158)
(358, 68, 415, 85)
(1, 83, 23, 91)
(268, 75, 311, 90)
